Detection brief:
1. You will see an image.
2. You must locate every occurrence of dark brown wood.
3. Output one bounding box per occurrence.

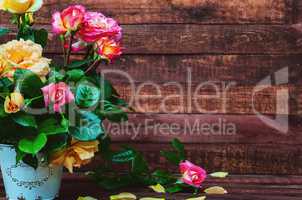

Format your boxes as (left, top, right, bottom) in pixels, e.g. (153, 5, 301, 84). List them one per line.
(2, 24, 302, 54)
(105, 114, 302, 144)
(0, 0, 291, 25)
(112, 84, 300, 114)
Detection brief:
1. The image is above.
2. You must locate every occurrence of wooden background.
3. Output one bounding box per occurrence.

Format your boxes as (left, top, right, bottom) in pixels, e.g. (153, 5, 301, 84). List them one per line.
(1, 0, 302, 176)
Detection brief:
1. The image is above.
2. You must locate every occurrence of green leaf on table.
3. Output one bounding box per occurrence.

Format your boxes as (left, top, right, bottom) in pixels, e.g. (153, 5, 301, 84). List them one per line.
(66, 69, 85, 82)
(0, 27, 9, 37)
(166, 184, 183, 193)
(209, 172, 229, 178)
(112, 149, 136, 163)
(149, 184, 166, 193)
(34, 28, 48, 47)
(14, 69, 44, 98)
(69, 59, 93, 69)
(18, 133, 47, 154)
(70, 111, 104, 141)
(110, 192, 137, 200)
(39, 117, 68, 135)
(160, 151, 181, 165)
(75, 81, 100, 108)
(12, 112, 37, 128)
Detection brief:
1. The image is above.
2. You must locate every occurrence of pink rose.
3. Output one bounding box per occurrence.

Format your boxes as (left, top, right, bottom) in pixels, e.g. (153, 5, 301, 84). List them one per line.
(52, 5, 86, 35)
(77, 12, 122, 43)
(96, 37, 122, 62)
(179, 160, 207, 188)
(41, 82, 74, 112)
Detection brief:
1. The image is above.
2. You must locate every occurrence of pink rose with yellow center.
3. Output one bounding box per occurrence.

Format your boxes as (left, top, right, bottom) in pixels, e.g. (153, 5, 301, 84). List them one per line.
(97, 37, 122, 62)
(41, 82, 74, 112)
(52, 5, 86, 35)
(179, 160, 207, 188)
(77, 12, 122, 43)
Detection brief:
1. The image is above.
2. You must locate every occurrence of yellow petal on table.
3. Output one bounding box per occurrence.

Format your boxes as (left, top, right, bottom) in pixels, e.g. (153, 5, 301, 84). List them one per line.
(140, 198, 165, 200)
(77, 197, 98, 200)
(209, 172, 229, 178)
(110, 192, 137, 200)
(149, 184, 166, 193)
(186, 196, 206, 200)
(204, 186, 228, 194)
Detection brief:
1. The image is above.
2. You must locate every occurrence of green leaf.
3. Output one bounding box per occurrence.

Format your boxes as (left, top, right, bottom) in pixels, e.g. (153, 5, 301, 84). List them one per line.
(12, 112, 37, 128)
(166, 184, 183, 193)
(209, 172, 229, 178)
(160, 151, 181, 165)
(70, 111, 104, 141)
(34, 28, 48, 47)
(66, 69, 85, 82)
(17, 27, 34, 41)
(14, 69, 44, 98)
(0, 27, 9, 37)
(69, 59, 93, 69)
(171, 138, 185, 160)
(112, 149, 136, 163)
(149, 184, 166, 193)
(48, 69, 65, 83)
(100, 79, 114, 100)
(101, 102, 128, 122)
(77, 197, 98, 200)
(18, 133, 47, 155)
(75, 81, 100, 108)
(132, 152, 149, 174)
(39, 117, 68, 135)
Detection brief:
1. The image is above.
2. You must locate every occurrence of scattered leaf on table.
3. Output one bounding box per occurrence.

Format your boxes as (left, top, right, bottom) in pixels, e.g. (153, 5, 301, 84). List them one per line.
(204, 186, 228, 194)
(110, 192, 137, 200)
(149, 183, 166, 193)
(209, 172, 229, 178)
(77, 197, 98, 200)
(140, 198, 165, 200)
(186, 196, 206, 200)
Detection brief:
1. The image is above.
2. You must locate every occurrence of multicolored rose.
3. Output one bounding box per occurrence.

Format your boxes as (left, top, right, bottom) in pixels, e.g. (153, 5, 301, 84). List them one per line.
(52, 5, 86, 35)
(179, 160, 207, 188)
(41, 82, 74, 112)
(96, 37, 122, 62)
(77, 12, 122, 43)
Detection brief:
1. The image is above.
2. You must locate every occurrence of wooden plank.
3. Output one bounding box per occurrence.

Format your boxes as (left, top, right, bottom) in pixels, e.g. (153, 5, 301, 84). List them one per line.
(1, 175, 302, 199)
(0, 0, 290, 25)
(110, 84, 300, 115)
(52, 54, 301, 85)
(2, 24, 302, 54)
(105, 114, 302, 144)
(105, 143, 302, 175)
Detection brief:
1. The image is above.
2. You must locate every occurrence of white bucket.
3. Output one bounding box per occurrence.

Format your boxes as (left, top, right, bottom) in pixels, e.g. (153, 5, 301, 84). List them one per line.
(0, 144, 63, 200)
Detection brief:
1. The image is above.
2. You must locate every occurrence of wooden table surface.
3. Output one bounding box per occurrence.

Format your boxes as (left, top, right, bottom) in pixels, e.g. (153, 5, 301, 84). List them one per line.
(1, 174, 300, 200)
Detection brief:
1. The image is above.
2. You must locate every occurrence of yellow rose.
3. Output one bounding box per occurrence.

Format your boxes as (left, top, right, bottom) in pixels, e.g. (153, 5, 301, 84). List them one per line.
(0, 0, 43, 14)
(4, 92, 24, 113)
(0, 39, 51, 79)
(50, 139, 99, 173)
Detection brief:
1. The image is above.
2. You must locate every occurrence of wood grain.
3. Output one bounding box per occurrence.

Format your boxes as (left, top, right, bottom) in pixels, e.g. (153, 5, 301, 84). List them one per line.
(2, 24, 302, 54)
(0, 0, 290, 25)
(105, 114, 302, 144)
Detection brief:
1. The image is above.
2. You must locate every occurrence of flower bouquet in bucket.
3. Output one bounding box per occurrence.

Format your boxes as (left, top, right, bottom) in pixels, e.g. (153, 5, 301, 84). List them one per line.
(0, 1, 126, 199)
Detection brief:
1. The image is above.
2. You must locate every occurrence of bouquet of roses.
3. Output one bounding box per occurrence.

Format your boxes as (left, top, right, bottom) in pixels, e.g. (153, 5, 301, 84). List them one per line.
(0, 1, 127, 173)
